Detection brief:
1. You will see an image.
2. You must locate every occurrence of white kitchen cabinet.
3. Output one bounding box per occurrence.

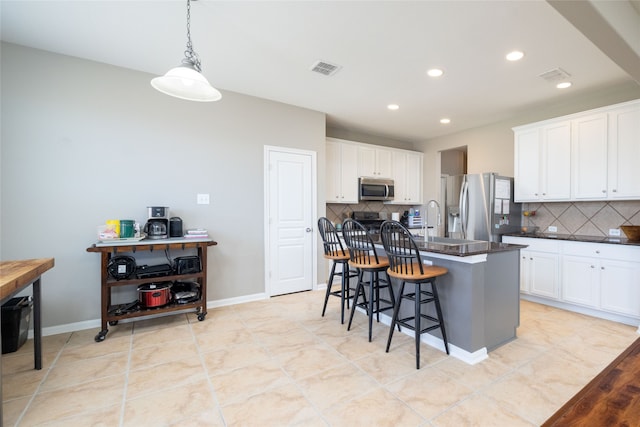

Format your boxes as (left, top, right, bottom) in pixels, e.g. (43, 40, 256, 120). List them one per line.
(389, 150, 423, 204)
(326, 138, 358, 203)
(563, 241, 640, 317)
(571, 113, 608, 200)
(608, 102, 640, 200)
(503, 236, 560, 299)
(562, 255, 600, 308)
(513, 121, 571, 202)
(517, 99, 640, 202)
(358, 145, 393, 178)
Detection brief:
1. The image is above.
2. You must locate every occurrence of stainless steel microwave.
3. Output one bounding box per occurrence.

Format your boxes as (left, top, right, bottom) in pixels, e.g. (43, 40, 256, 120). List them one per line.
(359, 177, 394, 201)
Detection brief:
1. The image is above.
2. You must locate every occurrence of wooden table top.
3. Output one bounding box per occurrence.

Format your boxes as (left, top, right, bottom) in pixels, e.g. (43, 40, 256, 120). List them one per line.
(0, 258, 55, 301)
(542, 336, 640, 426)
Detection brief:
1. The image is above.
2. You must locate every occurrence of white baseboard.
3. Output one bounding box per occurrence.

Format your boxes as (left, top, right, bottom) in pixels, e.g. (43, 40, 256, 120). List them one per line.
(32, 292, 269, 338)
(352, 305, 487, 365)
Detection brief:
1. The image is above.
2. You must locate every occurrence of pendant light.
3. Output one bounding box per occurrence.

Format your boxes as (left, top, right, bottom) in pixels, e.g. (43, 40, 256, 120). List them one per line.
(151, 0, 222, 102)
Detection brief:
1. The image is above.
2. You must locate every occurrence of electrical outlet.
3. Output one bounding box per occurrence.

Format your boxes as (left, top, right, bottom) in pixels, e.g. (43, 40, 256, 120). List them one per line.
(548, 226, 558, 233)
(609, 228, 621, 236)
(196, 193, 210, 205)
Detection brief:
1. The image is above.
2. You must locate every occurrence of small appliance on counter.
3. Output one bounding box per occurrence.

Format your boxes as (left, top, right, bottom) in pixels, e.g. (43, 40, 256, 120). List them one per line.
(144, 206, 169, 239)
(169, 217, 183, 238)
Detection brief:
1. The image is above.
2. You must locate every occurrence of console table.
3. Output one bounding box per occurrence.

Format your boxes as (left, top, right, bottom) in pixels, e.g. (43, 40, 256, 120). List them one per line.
(0, 257, 55, 427)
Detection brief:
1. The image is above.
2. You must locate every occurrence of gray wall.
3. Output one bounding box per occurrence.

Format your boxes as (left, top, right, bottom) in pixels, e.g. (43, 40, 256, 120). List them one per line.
(1, 43, 326, 329)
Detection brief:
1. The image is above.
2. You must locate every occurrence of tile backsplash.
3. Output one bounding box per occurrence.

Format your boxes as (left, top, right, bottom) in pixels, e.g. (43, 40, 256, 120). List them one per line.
(522, 200, 640, 237)
(326, 200, 640, 238)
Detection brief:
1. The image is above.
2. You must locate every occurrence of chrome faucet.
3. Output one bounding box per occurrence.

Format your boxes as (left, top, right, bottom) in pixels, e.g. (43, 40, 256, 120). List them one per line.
(425, 199, 441, 241)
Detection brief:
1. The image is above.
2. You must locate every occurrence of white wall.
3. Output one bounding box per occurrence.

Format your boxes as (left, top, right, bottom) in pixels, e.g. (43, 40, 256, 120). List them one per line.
(0, 43, 326, 329)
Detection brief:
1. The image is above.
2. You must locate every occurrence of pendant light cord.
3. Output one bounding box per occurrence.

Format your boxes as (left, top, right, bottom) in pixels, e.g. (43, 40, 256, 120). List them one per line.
(183, 0, 202, 72)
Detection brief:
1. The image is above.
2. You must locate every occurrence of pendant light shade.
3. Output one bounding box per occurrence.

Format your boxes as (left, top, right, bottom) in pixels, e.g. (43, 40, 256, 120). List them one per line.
(151, 0, 221, 102)
(151, 62, 222, 102)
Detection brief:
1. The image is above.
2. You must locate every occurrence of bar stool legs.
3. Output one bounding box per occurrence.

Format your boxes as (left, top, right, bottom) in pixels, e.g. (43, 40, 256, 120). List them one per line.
(347, 269, 395, 342)
(386, 278, 449, 369)
(322, 259, 356, 324)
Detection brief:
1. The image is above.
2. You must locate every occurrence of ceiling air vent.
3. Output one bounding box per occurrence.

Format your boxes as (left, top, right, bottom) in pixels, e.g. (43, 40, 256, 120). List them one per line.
(538, 67, 571, 83)
(310, 60, 342, 76)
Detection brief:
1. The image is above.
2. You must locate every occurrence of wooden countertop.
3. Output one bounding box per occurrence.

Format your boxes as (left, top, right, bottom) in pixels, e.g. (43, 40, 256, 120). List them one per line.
(542, 336, 640, 426)
(0, 258, 55, 301)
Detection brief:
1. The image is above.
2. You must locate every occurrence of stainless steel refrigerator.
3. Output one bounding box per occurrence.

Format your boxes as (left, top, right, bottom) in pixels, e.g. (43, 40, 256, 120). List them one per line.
(444, 173, 521, 242)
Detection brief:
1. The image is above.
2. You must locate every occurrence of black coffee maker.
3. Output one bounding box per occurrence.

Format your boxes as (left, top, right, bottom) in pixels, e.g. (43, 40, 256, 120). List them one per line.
(144, 206, 169, 239)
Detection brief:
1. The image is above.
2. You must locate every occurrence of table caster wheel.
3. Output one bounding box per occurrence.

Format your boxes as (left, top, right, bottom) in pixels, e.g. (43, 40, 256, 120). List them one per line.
(109, 320, 119, 326)
(94, 330, 108, 342)
(197, 313, 206, 321)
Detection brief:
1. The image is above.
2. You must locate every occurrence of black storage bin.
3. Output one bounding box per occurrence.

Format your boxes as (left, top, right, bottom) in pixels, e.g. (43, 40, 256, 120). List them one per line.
(2, 296, 33, 354)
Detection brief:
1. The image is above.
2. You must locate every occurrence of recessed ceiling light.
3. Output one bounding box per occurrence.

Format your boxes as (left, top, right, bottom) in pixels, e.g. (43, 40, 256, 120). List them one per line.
(556, 82, 572, 89)
(506, 51, 524, 61)
(440, 118, 451, 124)
(427, 68, 444, 77)
(387, 104, 399, 110)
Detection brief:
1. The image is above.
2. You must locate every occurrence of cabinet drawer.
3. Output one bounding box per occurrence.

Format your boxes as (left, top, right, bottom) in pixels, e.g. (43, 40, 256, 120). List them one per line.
(563, 241, 639, 262)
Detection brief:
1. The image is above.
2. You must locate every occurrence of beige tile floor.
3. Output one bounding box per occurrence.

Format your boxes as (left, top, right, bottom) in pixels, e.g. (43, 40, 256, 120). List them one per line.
(3, 291, 639, 426)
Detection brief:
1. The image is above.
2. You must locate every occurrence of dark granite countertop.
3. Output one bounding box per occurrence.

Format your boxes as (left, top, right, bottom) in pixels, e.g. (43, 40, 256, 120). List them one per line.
(504, 232, 640, 247)
(414, 241, 526, 257)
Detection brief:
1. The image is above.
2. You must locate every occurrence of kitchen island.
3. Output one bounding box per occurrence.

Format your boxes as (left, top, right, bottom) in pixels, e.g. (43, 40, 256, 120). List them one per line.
(377, 239, 526, 364)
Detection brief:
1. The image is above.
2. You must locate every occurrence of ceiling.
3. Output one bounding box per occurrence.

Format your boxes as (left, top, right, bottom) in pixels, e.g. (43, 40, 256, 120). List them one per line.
(2, 0, 639, 143)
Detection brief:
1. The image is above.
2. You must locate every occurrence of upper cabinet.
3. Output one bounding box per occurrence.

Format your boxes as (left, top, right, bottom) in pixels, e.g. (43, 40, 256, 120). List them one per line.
(389, 150, 423, 205)
(514, 121, 571, 202)
(514, 99, 640, 202)
(326, 138, 359, 204)
(325, 138, 423, 205)
(571, 113, 608, 200)
(608, 103, 640, 200)
(358, 145, 393, 178)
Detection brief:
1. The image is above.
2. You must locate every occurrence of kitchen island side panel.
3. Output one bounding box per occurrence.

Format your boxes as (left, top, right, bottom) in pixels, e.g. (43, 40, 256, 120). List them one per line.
(483, 250, 520, 351)
(418, 256, 488, 353)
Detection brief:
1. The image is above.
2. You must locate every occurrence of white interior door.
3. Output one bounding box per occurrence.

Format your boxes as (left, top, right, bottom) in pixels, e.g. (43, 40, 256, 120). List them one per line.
(265, 146, 316, 296)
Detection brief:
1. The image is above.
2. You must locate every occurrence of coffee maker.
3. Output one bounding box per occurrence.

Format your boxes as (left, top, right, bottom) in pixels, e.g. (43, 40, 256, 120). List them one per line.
(144, 206, 169, 239)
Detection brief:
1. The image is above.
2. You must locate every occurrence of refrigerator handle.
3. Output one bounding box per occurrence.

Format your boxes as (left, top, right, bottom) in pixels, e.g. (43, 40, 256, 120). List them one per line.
(460, 180, 469, 239)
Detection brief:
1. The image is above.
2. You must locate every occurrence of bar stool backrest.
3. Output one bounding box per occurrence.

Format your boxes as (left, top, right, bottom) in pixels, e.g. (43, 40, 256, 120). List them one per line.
(341, 218, 382, 265)
(318, 217, 347, 258)
(380, 220, 424, 276)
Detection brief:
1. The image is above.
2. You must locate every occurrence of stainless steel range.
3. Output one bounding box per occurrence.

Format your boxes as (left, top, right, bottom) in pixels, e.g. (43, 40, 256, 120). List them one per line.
(351, 211, 384, 242)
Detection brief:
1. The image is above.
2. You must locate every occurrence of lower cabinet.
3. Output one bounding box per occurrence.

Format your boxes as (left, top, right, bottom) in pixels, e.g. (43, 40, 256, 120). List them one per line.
(524, 250, 560, 299)
(503, 236, 640, 322)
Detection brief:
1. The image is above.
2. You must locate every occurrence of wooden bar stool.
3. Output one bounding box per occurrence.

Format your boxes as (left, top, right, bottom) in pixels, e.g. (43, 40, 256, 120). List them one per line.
(318, 217, 358, 324)
(380, 220, 449, 369)
(342, 218, 396, 342)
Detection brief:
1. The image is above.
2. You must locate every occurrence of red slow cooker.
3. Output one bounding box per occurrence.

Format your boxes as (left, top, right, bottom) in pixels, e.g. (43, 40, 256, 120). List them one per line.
(137, 282, 172, 308)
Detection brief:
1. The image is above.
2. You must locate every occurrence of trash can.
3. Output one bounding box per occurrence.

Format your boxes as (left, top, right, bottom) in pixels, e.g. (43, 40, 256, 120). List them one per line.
(1, 296, 33, 354)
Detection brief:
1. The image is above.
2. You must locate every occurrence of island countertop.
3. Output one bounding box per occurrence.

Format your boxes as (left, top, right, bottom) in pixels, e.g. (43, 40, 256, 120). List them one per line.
(413, 240, 526, 257)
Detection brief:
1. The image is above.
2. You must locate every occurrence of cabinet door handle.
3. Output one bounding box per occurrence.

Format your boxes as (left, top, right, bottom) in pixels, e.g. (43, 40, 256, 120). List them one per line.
(596, 250, 600, 254)
(590, 265, 595, 268)
(306, 228, 312, 232)
(612, 189, 617, 193)
(602, 190, 606, 193)
(601, 267, 605, 270)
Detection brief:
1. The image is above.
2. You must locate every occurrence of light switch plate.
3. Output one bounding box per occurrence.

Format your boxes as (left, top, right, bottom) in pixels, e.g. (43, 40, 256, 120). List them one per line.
(609, 228, 621, 236)
(548, 226, 558, 232)
(197, 194, 210, 205)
